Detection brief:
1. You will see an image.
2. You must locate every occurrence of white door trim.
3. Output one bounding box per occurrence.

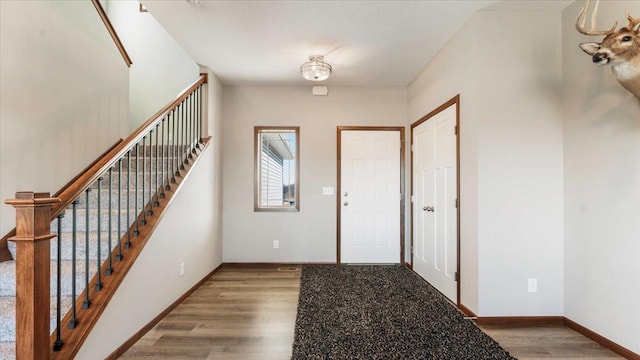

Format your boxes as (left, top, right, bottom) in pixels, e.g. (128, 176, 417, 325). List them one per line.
(410, 95, 460, 305)
(337, 126, 405, 264)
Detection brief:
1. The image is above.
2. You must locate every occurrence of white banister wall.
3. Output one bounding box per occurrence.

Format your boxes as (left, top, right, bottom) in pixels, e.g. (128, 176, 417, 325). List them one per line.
(76, 68, 224, 359)
(104, 0, 200, 131)
(75, 74, 222, 360)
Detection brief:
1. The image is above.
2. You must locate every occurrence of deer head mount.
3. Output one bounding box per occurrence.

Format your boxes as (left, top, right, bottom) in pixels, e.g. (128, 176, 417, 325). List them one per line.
(576, 0, 640, 101)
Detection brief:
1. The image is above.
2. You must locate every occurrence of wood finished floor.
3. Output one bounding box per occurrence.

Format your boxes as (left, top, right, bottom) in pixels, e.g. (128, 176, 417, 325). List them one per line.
(120, 265, 624, 359)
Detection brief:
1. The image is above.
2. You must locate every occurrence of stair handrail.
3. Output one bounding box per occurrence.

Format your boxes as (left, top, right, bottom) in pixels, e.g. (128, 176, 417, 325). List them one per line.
(50, 74, 207, 221)
(5, 73, 209, 359)
(91, 0, 132, 68)
(0, 75, 207, 262)
(0, 139, 123, 262)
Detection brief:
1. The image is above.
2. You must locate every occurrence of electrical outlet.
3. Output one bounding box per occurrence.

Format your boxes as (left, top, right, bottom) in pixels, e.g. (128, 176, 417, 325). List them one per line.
(527, 278, 537, 293)
(180, 262, 185, 276)
(273, 240, 280, 249)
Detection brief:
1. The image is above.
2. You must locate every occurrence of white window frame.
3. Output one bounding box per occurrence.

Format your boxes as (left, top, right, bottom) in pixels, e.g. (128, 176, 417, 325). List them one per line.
(254, 126, 300, 212)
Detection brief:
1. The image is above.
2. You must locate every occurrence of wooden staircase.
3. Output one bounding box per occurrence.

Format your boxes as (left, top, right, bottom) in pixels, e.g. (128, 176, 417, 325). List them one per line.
(0, 75, 208, 359)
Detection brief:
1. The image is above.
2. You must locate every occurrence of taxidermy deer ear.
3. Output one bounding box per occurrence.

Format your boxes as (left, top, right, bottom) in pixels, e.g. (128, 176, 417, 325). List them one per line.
(634, 22, 640, 32)
(579, 42, 600, 55)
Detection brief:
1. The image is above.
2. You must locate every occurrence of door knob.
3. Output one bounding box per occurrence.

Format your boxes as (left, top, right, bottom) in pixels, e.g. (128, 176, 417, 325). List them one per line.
(423, 206, 428, 211)
(344, 202, 349, 206)
(427, 206, 435, 212)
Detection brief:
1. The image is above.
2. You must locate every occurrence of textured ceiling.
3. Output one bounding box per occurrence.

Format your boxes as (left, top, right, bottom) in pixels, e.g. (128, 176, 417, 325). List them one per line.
(143, 0, 571, 86)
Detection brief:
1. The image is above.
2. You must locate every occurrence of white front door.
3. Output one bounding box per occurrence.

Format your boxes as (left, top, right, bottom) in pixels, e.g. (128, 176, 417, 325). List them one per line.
(340, 130, 400, 263)
(413, 104, 458, 302)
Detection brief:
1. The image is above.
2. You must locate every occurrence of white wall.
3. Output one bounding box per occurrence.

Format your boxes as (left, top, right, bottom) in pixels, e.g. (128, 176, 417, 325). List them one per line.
(0, 0, 129, 239)
(106, 0, 200, 130)
(562, 1, 640, 354)
(408, 9, 565, 316)
(222, 86, 407, 263)
(408, 13, 482, 314)
(76, 89, 224, 356)
(203, 68, 225, 263)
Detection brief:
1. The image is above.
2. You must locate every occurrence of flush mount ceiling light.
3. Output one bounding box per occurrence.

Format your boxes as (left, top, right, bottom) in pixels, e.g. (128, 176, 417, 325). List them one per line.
(300, 55, 332, 81)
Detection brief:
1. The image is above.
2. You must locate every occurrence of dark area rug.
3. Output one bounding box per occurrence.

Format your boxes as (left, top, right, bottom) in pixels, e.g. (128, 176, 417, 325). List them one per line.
(291, 265, 516, 360)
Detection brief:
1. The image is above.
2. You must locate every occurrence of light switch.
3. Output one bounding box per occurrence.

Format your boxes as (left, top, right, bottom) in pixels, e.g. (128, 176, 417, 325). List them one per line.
(322, 187, 335, 195)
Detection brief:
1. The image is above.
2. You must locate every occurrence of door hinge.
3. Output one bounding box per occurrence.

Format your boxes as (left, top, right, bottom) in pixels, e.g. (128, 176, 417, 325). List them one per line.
(410, 144, 414, 152)
(410, 195, 415, 203)
(454, 126, 458, 135)
(455, 272, 459, 282)
(455, 198, 458, 208)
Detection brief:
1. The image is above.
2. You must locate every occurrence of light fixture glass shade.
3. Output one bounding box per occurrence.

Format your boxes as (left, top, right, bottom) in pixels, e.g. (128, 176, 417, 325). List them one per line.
(300, 55, 332, 81)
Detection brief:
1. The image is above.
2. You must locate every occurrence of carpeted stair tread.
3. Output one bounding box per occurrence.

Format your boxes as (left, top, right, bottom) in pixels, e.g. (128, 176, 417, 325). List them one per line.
(50, 232, 125, 261)
(56, 209, 144, 233)
(0, 261, 16, 297)
(0, 340, 14, 360)
(0, 295, 74, 342)
(0, 148, 174, 358)
(73, 189, 156, 210)
(1, 259, 101, 297)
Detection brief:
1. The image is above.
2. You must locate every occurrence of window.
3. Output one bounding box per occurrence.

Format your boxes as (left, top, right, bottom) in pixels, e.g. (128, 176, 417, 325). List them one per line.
(254, 126, 299, 211)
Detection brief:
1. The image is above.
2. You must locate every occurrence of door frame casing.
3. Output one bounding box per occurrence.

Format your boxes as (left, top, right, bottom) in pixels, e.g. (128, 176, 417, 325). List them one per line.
(410, 95, 461, 305)
(336, 126, 406, 265)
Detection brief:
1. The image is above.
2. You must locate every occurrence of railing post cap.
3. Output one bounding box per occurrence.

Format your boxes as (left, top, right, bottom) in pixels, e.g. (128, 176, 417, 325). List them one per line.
(5, 192, 61, 206)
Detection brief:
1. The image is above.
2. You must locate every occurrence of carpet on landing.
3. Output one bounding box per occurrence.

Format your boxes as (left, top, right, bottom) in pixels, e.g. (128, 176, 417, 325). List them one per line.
(292, 265, 516, 360)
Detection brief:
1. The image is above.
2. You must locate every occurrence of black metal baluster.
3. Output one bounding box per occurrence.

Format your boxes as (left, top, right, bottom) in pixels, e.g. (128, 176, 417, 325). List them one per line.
(186, 95, 193, 161)
(106, 167, 113, 274)
(82, 189, 91, 309)
(174, 106, 181, 177)
(200, 85, 204, 145)
(68, 200, 78, 329)
(181, 101, 187, 169)
(53, 213, 65, 351)
(187, 94, 193, 159)
(133, 144, 139, 236)
(188, 93, 194, 159)
(161, 118, 168, 196)
(181, 102, 185, 171)
(155, 124, 160, 205)
(191, 91, 197, 155)
(148, 130, 153, 211)
(186, 96, 191, 162)
(186, 94, 190, 158)
(147, 131, 154, 216)
(126, 151, 132, 247)
(141, 137, 147, 224)
(166, 113, 172, 189)
(169, 110, 175, 185)
(95, 179, 102, 291)
(116, 159, 123, 261)
(194, 91, 198, 153)
(196, 86, 202, 149)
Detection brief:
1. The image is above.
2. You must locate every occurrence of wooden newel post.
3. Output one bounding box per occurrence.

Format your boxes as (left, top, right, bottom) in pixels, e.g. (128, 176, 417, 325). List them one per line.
(6, 192, 60, 360)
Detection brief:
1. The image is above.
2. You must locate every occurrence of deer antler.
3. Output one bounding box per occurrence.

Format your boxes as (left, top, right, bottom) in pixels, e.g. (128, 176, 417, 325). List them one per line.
(626, 12, 640, 31)
(576, 0, 618, 36)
